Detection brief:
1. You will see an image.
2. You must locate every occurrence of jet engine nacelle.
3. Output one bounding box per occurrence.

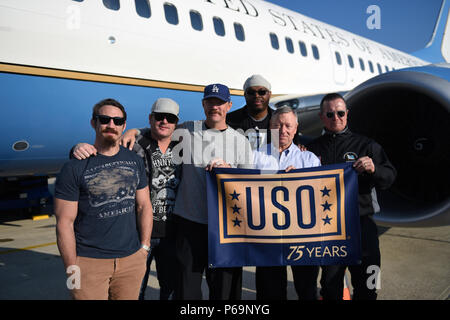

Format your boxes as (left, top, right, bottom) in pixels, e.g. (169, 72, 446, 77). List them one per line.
(345, 64, 450, 227)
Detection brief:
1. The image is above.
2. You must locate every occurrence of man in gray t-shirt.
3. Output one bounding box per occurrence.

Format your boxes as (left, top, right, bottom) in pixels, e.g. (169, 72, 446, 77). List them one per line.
(171, 84, 253, 300)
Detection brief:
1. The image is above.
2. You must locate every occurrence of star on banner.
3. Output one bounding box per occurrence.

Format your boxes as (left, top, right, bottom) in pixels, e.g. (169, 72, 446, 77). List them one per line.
(232, 217, 242, 227)
(231, 204, 241, 214)
(321, 200, 332, 211)
(322, 215, 332, 225)
(230, 190, 240, 201)
(320, 186, 331, 197)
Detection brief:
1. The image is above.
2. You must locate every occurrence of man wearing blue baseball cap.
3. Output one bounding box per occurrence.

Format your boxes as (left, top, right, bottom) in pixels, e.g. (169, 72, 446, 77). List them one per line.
(171, 83, 253, 299)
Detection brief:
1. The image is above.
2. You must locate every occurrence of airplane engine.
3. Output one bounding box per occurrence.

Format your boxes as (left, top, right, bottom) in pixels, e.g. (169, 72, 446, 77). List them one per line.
(345, 64, 450, 227)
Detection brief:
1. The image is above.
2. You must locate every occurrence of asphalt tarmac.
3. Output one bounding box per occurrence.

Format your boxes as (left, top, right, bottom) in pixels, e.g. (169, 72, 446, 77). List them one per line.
(0, 215, 448, 300)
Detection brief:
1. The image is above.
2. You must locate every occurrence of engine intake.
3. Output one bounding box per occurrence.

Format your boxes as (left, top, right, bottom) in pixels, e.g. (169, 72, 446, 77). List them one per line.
(345, 65, 450, 226)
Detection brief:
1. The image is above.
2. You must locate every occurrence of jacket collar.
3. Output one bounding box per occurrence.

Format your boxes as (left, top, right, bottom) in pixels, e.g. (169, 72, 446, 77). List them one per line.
(323, 126, 350, 136)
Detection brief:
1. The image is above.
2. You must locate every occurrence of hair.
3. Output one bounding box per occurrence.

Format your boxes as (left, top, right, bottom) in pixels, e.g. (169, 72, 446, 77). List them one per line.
(271, 105, 298, 124)
(319, 93, 346, 113)
(92, 98, 127, 121)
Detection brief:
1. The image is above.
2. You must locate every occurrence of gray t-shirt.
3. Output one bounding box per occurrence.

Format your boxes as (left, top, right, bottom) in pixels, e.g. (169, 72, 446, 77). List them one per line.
(172, 120, 253, 224)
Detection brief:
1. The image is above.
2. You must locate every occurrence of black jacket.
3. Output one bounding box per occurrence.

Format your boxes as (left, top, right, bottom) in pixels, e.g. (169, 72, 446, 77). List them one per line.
(306, 127, 397, 216)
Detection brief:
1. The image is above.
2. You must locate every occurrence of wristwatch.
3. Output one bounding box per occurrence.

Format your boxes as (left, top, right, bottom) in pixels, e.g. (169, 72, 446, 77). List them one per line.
(141, 244, 150, 252)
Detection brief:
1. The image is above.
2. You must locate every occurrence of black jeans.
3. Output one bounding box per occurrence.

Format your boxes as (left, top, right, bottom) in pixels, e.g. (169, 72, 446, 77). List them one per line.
(139, 233, 178, 300)
(320, 215, 381, 300)
(173, 215, 242, 300)
(256, 265, 319, 300)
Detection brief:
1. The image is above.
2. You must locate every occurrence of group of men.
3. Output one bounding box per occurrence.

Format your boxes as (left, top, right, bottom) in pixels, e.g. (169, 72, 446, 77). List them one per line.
(55, 74, 396, 300)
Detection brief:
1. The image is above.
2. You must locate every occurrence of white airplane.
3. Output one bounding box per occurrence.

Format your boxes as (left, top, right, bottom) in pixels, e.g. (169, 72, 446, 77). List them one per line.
(0, 0, 448, 226)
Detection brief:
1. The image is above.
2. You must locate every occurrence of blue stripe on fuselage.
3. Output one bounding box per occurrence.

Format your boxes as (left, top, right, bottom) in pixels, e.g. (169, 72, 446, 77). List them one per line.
(0, 72, 246, 176)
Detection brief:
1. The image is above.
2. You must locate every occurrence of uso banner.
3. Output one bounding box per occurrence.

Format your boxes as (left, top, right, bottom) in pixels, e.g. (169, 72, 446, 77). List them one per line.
(206, 162, 361, 267)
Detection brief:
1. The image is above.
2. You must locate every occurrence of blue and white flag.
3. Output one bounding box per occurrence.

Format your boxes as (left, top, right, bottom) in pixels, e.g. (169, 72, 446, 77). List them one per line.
(206, 163, 361, 267)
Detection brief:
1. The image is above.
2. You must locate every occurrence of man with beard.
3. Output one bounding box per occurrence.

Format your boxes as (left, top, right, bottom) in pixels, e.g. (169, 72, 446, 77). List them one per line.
(171, 84, 253, 300)
(72, 98, 182, 300)
(55, 98, 152, 300)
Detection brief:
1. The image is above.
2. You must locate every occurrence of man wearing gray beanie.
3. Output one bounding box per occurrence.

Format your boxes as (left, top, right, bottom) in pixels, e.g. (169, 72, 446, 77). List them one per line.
(226, 74, 273, 150)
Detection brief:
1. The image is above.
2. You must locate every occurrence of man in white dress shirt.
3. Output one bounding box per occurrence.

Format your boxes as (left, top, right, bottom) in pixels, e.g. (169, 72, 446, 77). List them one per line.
(253, 106, 321, 300)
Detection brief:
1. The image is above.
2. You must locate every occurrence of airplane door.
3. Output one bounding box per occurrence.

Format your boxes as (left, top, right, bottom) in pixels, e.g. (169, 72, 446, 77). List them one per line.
(329, 43, 347, 85)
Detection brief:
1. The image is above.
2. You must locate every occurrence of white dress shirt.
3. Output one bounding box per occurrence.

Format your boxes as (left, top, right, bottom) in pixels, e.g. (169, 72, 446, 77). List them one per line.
(253, 142, 321, 170)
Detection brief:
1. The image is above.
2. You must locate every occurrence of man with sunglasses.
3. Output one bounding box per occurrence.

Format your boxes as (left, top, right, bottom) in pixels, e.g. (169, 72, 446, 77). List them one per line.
(306, 93, 397, 300)
(55, 98, 152, 299)
(71, 98, 182, 300)
(226, 74, 274, 149)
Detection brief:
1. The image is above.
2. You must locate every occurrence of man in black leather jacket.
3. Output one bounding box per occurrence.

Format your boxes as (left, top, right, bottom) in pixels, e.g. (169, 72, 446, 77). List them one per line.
(306, 93, 397, 300)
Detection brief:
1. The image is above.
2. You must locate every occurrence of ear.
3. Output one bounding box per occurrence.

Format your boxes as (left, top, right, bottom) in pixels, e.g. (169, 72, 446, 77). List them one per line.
(227, 101, 232, 112)
(318, 111, 325, 121)
(91, 119, 96, 129)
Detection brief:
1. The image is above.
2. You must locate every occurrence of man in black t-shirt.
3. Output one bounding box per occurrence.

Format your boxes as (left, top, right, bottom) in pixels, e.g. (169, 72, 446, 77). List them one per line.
(71, 98, 181, 300)
(55, 98, 152, 300)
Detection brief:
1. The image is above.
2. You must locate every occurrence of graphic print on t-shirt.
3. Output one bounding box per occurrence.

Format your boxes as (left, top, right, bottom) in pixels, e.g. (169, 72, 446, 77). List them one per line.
(151, 149, 180, 222)
(84, 160, 139, 219)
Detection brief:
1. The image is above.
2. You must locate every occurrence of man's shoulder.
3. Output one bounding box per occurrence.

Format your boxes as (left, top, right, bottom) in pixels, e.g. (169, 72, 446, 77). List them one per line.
(177, 120, 203, 131)
(227, 105, 247, 117)
(118, 146, 144, 162)
(226, 106, 248, 125)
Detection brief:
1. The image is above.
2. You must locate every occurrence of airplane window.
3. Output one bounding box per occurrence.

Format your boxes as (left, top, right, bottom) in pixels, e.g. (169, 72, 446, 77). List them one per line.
(312, 44, 319, 60)
(335, 51, 342, 65)
(299, 41, 307, 57)
(103, 0, 120, 10)
(359, 58, 365, 71)
(270, 33, 279, 50)
(385, 65, 389, 72)
(135, 0, 151, 18)
(368, 60, 374, 73)
(285, 37, 294, 54)
(164, 3, 178, 25)
(213, 17, 225, 36)
(190, 10, 203, 31)
(72, 0, 83, 2)
(234, 22, 245, 41)
(377, 63, 382, 74)
(348, 55, 354, 68)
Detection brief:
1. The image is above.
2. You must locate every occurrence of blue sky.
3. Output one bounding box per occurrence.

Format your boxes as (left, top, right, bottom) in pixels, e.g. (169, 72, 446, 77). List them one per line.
(266, 0, 445, 63)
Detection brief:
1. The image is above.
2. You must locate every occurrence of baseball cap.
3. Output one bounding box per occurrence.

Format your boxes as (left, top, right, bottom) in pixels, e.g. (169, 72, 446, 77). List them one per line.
(243, 74, 271, 91)
(203, 83, 231, 102)
(151, 98, 180, 119)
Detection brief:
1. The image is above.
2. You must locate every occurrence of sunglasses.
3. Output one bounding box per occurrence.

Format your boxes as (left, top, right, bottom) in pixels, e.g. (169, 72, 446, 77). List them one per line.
(96, 115, 126, 125)
(246, 89, 268, 96)
(326, 110, 346, 118)
(153, 113, 178, 124)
